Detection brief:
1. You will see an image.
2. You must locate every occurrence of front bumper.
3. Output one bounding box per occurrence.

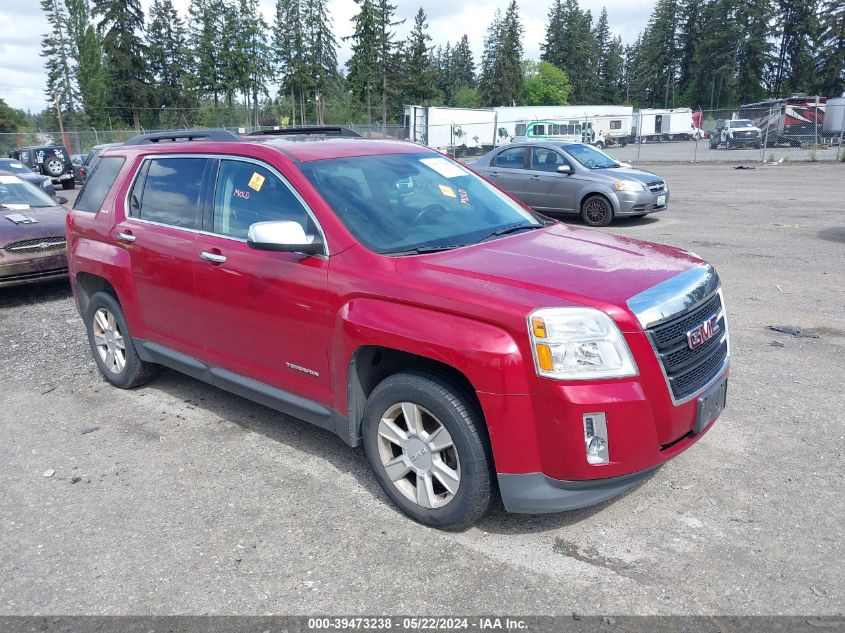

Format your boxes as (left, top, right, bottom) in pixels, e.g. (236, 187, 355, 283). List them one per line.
(498, 465, 662, 513)
(616, 189, 669, 216)
(0, 252, 68, 288)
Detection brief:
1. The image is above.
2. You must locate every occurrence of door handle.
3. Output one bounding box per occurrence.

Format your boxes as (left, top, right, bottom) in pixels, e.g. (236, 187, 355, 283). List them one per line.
(199, 251, 227, 264)
(117, 231, 135, 243)
(529, 175, 540, 180)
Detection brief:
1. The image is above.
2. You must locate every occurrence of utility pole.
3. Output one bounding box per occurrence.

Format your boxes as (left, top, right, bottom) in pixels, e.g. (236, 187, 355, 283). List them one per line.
(54, 92, 68, 150)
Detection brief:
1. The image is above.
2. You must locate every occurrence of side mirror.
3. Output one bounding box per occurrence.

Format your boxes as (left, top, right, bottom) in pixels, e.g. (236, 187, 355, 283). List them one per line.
(55, 195, 68, 205)
(557, 165, 572, 174)
(247, 220, 323, 255)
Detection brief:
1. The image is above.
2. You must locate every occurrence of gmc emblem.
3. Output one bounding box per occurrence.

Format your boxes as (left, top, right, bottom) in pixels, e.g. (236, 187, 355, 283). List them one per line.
(687, 314, 721, 350)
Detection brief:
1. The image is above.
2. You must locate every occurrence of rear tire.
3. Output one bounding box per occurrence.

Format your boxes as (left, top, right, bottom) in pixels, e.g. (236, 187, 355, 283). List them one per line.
(362, 370, 494, 529)
(581, 195, 614, 227)
(84, 291, 160, 389)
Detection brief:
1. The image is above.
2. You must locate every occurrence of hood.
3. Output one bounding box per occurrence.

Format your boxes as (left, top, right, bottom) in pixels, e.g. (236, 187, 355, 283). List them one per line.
(1, 205, 68, 244)
(589, 166, 663, 184)
(396, 223, 701, 330)
(14, 172, 48, 186)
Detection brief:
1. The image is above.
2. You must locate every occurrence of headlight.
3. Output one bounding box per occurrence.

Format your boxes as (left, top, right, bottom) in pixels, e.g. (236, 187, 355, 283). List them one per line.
(614, 180, 645, 192)
(528, 307, 638, 380)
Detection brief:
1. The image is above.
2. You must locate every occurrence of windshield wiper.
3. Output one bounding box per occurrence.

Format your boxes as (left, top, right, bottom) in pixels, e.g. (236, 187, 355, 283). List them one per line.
(477, 222, 543, 243)
(384, 244, 468, 256)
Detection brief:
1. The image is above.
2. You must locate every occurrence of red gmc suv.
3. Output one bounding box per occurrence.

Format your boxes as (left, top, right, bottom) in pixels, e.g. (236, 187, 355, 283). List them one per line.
(66, 128, 729, 528)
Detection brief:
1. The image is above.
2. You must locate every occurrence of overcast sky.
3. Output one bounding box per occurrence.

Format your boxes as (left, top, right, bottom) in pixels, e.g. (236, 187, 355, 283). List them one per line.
(0, 0, 655, 113)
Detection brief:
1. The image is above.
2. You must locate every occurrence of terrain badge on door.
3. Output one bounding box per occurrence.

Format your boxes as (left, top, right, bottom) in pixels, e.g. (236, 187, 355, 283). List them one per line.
(286, 362, 319, 377)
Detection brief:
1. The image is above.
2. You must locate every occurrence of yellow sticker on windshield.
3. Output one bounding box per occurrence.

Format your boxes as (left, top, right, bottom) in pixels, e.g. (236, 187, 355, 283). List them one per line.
(439, 184, 457, 198)
(248, 172, 265, 192)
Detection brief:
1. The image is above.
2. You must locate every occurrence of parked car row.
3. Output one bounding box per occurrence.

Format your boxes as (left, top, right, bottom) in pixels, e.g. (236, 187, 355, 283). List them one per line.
(4, 129, 728, 530)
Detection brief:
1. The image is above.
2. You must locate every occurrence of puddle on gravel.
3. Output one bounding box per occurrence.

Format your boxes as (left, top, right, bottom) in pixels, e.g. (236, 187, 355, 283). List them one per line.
(817, 227, 845, 243)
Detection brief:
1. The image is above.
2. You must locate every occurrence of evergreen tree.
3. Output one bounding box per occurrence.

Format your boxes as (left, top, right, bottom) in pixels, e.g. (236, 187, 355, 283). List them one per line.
(631, 0, 680, 107)
(273, 0, 310, 123)
(541, 0, 599, 103)
(304, 0, 339, 124)
(734, 0, 772, 103)
(188, 0, 225, 109)
(93, 0, 149, 128)
(603, 36, 625, 104)
(816, 0, 845, 96)
(146, 0, 192, 126)
(401, 8, 439, 105)
(451, 35, 476, 90)
(40, 0, 78, 121)
(375, 0, 403, 123)
(66, 0, 107, 126)
(770, 0, 819, 96)
(676, 0, 702, 101)
(434, 43, 454, 104)
(479, 1, 524, 106)
(346, 0, 380, 122)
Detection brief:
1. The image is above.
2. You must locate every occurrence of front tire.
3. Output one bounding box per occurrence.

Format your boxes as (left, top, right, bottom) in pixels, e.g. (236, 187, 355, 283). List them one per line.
(581, 195, 614, 227)
(362, 371, 494, 529)
(85, 291, 160, 389)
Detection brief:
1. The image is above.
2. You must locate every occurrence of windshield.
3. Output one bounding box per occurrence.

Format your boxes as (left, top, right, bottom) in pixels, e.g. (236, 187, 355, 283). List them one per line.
(730, 120, 753, 128)
(0, 175, 57, 208)
(299, 152, 540, 254)
(0, 160, 32, 175)
(561, 144, 619, 169)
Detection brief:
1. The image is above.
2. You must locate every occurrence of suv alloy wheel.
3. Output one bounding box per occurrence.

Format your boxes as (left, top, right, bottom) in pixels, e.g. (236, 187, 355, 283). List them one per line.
(362, 371, 494, 529)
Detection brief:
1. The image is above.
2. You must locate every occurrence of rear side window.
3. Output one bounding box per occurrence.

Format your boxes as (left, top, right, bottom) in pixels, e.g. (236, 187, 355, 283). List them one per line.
(130, 157, 207, 229)
(75, 156, 125, 212)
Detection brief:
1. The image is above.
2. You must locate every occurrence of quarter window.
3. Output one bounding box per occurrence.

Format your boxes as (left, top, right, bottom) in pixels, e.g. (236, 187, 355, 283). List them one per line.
(75, 156, 124, 213)
(130, 157, 207, 229)
(493, 147, 527, 168)
(212, 160, 313, 239)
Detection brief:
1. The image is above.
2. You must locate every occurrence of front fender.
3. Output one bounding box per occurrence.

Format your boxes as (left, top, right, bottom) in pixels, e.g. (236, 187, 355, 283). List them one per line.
(331, 297, 532, 409)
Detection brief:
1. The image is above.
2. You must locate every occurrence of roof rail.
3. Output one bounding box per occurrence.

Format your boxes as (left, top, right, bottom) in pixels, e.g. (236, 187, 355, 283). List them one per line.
(245, 126, 362, 138)
(123, 129, 242, 145)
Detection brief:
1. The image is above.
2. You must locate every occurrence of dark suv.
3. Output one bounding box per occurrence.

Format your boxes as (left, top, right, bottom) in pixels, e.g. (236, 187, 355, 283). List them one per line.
(67, 128, 729, 528)
(10, 145, 76, 190)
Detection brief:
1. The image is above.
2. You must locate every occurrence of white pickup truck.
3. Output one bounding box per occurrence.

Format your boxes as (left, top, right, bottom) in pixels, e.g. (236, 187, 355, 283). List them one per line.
(710, 119, 762, 149)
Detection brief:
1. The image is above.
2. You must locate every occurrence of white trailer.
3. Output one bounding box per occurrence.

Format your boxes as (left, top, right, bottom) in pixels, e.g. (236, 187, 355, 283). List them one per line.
(496, 105, 633, 145)
(403, 104, 635, 153)
(632, 108, 700, 141)
(403, 106, 498, 153)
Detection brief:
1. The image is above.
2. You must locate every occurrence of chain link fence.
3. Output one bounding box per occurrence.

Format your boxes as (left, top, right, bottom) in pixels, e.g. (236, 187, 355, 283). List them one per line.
(3, 101, 843, 166)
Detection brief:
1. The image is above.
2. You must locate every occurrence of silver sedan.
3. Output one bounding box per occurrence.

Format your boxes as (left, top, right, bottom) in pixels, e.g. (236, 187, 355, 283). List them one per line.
(471, 142, 669, 226)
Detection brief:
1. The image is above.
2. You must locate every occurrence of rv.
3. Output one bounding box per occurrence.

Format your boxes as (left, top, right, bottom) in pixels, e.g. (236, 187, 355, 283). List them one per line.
(739, 96, 827, 146)
(403, 105, 634, 154)
(632, 108, 702, 142)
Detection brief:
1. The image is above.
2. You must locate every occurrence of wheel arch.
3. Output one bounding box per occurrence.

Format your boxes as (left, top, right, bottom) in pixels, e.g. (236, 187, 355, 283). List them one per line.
(343, 346, 484, 448)
(579, 190, 618, 216)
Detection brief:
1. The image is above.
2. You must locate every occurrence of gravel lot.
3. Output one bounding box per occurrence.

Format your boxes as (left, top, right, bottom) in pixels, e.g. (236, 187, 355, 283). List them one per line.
(604, 140, 842, 164)
(1, 162, 843, 615)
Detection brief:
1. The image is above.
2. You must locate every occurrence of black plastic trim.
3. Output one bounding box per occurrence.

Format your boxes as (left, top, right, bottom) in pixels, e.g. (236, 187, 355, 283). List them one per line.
(497, 465, 662, 514)
(135, 339, 336, 432)
(123, 129, 243, 145)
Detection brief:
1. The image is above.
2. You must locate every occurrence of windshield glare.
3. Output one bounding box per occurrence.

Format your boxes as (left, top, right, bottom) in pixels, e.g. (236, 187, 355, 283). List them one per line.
(730, 120, 753, 128)
(0, 177, 57, 208)
(299, 153, 540, 254)
(561, 143, 619, 169)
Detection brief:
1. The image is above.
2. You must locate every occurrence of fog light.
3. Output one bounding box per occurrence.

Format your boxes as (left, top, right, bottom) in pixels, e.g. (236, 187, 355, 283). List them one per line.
(583, 413, 609, 465)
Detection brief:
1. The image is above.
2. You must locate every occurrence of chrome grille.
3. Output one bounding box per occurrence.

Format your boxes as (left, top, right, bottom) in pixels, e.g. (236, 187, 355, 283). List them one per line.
(647, 180, 666, 192)
(647, 292, 728, 401)
(5, 237, 66, 254)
